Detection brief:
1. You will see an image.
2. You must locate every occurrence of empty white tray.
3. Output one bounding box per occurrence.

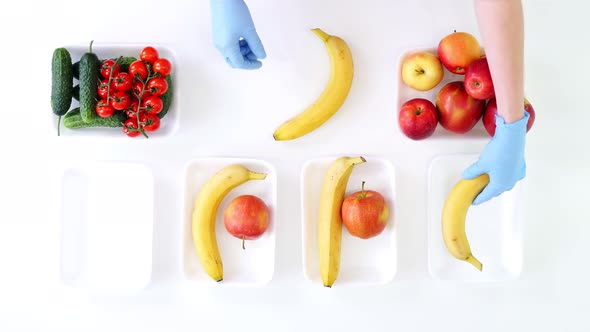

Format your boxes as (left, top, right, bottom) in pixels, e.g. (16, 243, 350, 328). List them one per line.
(182, 158, 276, 286)
(427, 154, 524, 281)
(60, 161, 154, 291)
(301, 156, 397, 287)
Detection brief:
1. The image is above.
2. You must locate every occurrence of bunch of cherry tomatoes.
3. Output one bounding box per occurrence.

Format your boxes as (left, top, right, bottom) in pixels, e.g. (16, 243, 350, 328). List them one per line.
(97, 46, 172, 137)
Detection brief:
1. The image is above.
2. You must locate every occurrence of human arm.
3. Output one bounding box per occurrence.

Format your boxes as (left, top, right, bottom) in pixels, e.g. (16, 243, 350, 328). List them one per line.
(463, 0, 529, 205)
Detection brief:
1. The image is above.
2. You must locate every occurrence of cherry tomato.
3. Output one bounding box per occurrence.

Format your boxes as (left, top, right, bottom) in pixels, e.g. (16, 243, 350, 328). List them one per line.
(132, 81, 148, 98)
(111, 91, 132, 111)
(123, 118, 140, 137)
(113, 72, 132, 91)
(147, 77, 168, 96)
(142, 96, 163, 114)
(96, 100, 115, 118)
(98, 79, 115, 99)
(140, 46, 159, 64)
(153, 58, 172, 76)
(125, 101, 146, 119)
(129, 60, 149, 81)
(140, 113, 161, 132)
(100, 59, 120, 79)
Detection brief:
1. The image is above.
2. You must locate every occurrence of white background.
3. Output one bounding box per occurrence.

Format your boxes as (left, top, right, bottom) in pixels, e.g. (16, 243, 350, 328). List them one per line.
(1, 0, 589, 331)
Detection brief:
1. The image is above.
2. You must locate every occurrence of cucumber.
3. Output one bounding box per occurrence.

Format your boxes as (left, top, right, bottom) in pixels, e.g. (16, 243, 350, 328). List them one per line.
(63, 108, 126, 129)
(158, 75, 173, 119)
(51, 48, 73, 116)
(72, 60, 79, 80)
(73, 84, 79, 101)
(117, 56, 137, 72)
(79, 41, 100, 123)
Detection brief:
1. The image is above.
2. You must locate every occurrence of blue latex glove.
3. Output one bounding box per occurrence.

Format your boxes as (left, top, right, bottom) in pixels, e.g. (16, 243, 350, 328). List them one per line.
(210, 0, 266, 69)
(462, 111, 530, 205)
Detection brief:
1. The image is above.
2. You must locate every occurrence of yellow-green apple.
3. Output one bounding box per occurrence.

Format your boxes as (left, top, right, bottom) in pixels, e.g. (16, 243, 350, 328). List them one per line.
(398, 98, 439, 140)
(341, 182, 389, 239)
(223, 195, 270, 249)
(437, 31, 482, 74)
(482, 98, 536, 136)
(464, 57, 495, 99)
(401, 51, 444, 91)
(436, 81, 486, 134)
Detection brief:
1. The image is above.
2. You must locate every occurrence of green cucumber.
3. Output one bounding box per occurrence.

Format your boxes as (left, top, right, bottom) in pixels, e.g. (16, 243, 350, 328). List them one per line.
(63, 108, 126, 129)
(117, 56, 137, 72)
(79, 41, 100, 123)
(51, 47, 74, 136)
(158, 75, 173, 119)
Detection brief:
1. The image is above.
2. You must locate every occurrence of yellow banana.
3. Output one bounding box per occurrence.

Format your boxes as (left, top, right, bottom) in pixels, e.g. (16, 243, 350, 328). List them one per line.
(441, 174, 490, 271)
(192, 164, 267, 281)
(273, 28, 354, 141)
(319, 156, 366, 287)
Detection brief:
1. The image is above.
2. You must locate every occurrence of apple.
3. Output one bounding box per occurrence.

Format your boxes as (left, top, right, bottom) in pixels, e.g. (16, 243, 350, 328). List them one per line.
(482, 98, 536, 136)
(341, 181, 389, 239)
(401, 51, 444, 91)
(398, 98, 439, 140)
(464, 57, 495, 100)
(223, 195, 270, 249)
(436, 81, 486, 134)
(437, 31, 482, 75)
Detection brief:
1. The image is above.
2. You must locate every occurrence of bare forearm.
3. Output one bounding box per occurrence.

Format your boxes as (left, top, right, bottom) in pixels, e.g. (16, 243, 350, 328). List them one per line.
(474, 0, 524, 123)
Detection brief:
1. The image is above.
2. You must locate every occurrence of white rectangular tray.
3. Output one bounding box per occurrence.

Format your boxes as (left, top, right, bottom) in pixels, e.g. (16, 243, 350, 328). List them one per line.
(396, 47, 489, 140)
(51, 42, 179, 138)
(301, 156, 397, 287)
(60, 161, 154, 291)
(427, 154, 524, 281)
(182, 158, 276, 286)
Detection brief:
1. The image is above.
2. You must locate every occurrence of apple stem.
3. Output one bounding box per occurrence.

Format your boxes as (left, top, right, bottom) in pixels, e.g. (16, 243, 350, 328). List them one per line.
(359, 181, 367, 198)
(242, 236, 245, 250)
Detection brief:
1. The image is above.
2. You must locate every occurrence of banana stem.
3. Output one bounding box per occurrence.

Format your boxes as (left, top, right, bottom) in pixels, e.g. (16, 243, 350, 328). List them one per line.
(248, 172, 267, 180)
(466, 255, 483, 271)
(311, 28, 330, 42)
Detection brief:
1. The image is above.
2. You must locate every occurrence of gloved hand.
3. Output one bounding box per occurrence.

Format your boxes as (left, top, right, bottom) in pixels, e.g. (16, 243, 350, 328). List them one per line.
(210, 0, 266, 69)
(462, 111, 530, 205)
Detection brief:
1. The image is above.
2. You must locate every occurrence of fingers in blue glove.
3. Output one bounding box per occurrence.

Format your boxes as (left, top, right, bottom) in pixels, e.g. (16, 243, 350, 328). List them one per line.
(224, 41, 262, 70)
(242, 29, 266, 59)
(472, 182, 503, 205)
(462, 162, 485, 180)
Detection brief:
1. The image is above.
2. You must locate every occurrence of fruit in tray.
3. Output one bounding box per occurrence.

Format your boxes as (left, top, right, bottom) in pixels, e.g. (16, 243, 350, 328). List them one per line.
(441, 174, 489, 271)
(223, 195, 270, 250)
(318, 156, 366, 287)
(436, 81, 485, 134)
(437, 31, 483, 75)
(483, 98, 536, 136)
(273, 28, 354, 141)
(464, 57, 495, 100)
(341, 181, 389, 239)
(398, 98, 439, 140)
(191, 164, 267, 282)
(51, 42, 174, 138)
(401, 51, 444, 91)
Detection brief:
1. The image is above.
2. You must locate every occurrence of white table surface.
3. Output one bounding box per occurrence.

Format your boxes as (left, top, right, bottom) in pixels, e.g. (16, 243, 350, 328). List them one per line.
(1, 0, 589, 331)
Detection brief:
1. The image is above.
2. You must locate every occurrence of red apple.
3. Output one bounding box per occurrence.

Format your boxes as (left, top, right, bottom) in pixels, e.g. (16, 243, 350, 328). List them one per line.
(398, 98, 438, 140)
(223, 195, 270, 249)
(341, 182, 389, 239)
(437, 31, 483, 74)
(482, 98, 536, 136)
(464, 57, 495, 100)
(436, 81, 486, 134)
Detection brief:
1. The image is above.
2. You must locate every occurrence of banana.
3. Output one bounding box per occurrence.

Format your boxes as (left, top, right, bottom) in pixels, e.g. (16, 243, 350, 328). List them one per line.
(273, 28, 354, 141)
(192, 164, 267, 281)
(441, 174, 490, 271)
(318, 156, 366, 287)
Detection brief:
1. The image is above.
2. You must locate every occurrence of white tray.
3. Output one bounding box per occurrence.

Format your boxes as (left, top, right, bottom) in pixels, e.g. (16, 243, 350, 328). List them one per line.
(301, 156, 397, 287)
(51, 42, 179, 138)
(60, 161, 154, 291)
(396, 47, 489, 140)
(182, 158, 276, 286)
(427, 154, 524, 282)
